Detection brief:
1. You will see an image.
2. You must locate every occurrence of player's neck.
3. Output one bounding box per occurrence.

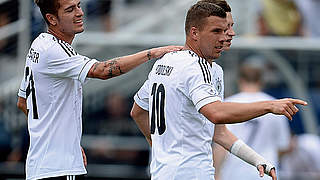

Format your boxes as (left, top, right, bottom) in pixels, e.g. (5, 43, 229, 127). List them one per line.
(47, 28, 75, 45)
(184, 42, 213, 65)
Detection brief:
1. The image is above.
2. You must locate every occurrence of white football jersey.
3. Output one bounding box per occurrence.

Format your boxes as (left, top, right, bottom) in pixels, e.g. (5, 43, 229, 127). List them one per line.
(18, 33, 97, 180)
(134, 50, 224, 180)
(220, 92, 291, 180)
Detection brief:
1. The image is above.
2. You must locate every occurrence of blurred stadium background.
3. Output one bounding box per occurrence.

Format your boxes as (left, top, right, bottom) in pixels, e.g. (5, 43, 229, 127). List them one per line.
(0, 0, 319, 179)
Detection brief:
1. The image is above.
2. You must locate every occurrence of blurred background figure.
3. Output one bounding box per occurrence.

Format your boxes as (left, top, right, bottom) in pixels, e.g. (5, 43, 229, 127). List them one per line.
(99, 0, 113, 32)
(0, 99, 12, 162)
(85, 92, 146, 166)
(280, 133, 320, 180)
(213, 57, 291, 180)
(293, 0, 320, 37)
(258, 0, 302, 36)
(0, 0, 18, 56)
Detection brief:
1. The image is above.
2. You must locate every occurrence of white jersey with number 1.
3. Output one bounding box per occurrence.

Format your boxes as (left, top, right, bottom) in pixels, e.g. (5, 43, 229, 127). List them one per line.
(134, 50, 224, 180)
(18, 33, 97, 180)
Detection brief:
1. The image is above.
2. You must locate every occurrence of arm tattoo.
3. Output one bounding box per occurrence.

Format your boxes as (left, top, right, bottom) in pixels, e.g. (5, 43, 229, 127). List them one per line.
(106, 58, 123, 78)
(91, 58, 123, 79)
(92, 62, 99, 72)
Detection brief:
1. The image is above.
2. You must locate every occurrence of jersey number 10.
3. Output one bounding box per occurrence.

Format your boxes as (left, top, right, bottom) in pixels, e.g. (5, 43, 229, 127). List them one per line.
(150, 83, 166, 135)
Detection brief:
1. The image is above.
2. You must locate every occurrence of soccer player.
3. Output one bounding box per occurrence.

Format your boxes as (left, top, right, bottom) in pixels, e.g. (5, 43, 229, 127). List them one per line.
(16, 0, 182, 179)
(130, 1, 307, 180)
(213, 61, 291, 180)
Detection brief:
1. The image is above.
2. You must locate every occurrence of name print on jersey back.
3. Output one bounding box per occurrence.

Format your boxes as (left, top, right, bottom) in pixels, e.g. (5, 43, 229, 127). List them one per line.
(155, 65, 174, 76)
(27, 48, 40, 63)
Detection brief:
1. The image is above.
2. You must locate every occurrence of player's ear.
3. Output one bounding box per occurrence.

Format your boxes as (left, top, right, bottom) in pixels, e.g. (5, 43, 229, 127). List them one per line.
(46, 13, 58, 26)
(190, 26, 199, 41)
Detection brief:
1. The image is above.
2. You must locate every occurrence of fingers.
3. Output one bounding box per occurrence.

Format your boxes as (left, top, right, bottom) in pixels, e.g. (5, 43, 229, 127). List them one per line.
(288, 98, 308, 106)
(257, 165, 264, 177)
(81, 147, 87, 167)
(151, 46, 184, 59)
(283, 110, 292, 121)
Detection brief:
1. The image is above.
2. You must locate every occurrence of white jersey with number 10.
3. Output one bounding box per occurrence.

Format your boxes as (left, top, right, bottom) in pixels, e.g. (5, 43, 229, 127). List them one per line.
(134, 50, 224, 180)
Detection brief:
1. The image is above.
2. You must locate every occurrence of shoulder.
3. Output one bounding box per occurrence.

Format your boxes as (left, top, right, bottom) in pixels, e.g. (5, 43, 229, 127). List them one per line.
(153, 50, 207, 73)
(31, 33, 78, 59)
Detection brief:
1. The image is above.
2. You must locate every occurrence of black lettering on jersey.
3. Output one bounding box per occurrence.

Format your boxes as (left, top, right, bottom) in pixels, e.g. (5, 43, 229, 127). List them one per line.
(27, 48, 40, 63)
(155, 65, 174, 76)
(198, 57, 211, 84)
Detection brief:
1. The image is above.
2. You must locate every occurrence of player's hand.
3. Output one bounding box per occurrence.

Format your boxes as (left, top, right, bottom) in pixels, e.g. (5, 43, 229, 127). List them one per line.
(149, 46, 183, 59)
(269, 98, 307, 120)
(81, 147, 87, 167)
(257, 165, 277, 180)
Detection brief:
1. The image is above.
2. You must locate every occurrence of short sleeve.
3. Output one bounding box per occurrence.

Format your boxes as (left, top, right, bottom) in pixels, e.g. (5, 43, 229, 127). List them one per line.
(47, 55, 98, 84)
(134, 79, 150, 111)
(18, 76, 27, 98)
(182, 61, 221, 111)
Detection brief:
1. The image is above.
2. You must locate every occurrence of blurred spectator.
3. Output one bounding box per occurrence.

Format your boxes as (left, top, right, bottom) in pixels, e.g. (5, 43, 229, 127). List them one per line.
(0, 0, 18, 56)
(294, 0, 320, 37)
(99, 0, 113, 32)
(85, 93, 145, 165)
(97, 93, 140, 136)
(280, 133, 320, 179)
(214, 59, 291, 180)
(31, 0, 45, 41)
(0, 100, 12, 162)
(258, 0, 302, 36)
(7, 127, 29, 162)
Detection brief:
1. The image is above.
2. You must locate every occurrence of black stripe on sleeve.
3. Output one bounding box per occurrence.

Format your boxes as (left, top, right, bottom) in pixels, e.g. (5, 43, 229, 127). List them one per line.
(78, 59, 94, 80)
(198, 57, 208, 83)
(58, 40, 76, 56)
(58, 41, 71, 57)
(62, 41, 76, 56)
(202, 58, 212, 83)
(195, 95, 220, 107)
(200, 58, 211, 83)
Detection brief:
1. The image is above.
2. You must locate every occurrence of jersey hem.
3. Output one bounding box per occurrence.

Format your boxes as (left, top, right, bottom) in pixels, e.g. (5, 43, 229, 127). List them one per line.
(27, 169, 87, 180)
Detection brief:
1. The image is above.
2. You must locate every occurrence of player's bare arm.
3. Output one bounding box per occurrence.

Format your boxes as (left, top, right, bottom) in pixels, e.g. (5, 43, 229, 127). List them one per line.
(200, 98, 307, 124)
(17, 97, 28, 116)
(87, 46, 183, 79)
(131, 102, 152, 146)
(213, 125, 277, 180)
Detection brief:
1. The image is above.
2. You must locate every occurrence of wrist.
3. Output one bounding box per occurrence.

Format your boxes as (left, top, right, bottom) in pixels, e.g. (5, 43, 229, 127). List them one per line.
(263, 101, 273, 113)
(147, 50, 152, 61)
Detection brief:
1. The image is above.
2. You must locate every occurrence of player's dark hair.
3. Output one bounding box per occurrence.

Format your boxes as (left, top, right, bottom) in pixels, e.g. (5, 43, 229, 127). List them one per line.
(199, 0, 231, 12)
(185, 2, 226, 35)
(239, 66, 262, 84)
(34, 0, 60, 25)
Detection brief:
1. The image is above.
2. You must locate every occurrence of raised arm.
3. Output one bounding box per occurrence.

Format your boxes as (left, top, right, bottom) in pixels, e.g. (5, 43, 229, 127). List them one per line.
(130, 102, 152, 146)
(87, 46, 182, 80)
(213, 124, 277, 179)
(200, 98, 307, 124)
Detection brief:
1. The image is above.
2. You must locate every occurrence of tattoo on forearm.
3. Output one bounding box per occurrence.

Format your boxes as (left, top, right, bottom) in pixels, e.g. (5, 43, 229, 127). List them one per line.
(92, 62, 99, 72)
(106, 58, 123, 78)
(92, 58, 123, 78)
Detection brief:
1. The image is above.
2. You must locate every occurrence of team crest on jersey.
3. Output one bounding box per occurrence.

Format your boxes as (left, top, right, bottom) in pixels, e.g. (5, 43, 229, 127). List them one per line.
(214, 78, 222, 95)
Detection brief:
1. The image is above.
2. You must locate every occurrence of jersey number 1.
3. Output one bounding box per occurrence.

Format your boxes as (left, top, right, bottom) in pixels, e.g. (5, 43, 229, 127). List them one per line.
(150, 83, 166, 135)
(25, 67, 39, 119)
